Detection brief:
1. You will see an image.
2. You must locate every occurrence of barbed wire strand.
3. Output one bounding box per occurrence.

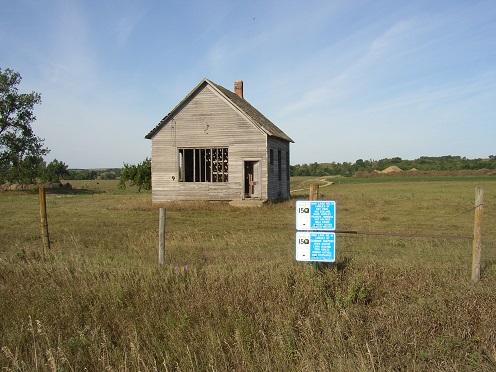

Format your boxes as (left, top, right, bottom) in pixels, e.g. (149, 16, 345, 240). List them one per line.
(432, 203, 484, 221)
(334, 230, 473, 240)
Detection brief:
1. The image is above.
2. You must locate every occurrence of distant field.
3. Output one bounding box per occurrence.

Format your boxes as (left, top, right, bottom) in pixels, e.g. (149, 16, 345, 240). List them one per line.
(292, 173, 496, 185)
(1, 177, 495, 370)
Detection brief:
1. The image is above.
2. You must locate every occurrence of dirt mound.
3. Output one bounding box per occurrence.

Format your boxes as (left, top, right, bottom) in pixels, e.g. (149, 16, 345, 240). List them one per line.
(381, 166, 403, 174)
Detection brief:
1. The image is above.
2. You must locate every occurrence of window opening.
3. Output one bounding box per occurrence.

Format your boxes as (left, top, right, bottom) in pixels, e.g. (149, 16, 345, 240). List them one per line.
(178, 147, 228, 182)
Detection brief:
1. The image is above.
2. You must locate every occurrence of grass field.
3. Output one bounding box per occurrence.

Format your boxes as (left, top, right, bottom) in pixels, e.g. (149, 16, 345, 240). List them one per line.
(1, 176, 496, 370)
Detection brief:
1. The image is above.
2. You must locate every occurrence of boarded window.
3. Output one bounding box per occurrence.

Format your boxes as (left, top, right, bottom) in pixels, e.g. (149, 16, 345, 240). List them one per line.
(278, 148, 282, 181)
(178, 148, 228, 182)
(269, 149, 274, 165)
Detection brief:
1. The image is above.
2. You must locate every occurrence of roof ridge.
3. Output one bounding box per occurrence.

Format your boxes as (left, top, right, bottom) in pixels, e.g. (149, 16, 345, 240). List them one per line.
(209, 81, 294, 143)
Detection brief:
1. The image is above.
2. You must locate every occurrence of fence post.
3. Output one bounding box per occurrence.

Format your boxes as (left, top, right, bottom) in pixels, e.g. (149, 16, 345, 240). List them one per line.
(471, 188, 483, 283)
(159, 208, 166, 264)
(39, 187, 51, 253)
(310, 184, 319, 270)
(309, 184, 319, 201)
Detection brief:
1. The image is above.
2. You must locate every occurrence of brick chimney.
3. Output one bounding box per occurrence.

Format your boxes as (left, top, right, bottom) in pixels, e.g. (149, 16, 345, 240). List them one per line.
(234, 80, 243, 99)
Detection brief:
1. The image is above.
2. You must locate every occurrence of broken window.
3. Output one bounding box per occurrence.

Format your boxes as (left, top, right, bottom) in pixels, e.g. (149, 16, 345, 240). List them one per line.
(178, 148, 228, 182)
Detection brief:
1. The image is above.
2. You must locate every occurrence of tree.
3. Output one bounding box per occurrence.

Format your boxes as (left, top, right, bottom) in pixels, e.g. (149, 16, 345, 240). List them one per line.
(119, 158, 151, 192)
(5, 155, 45, 184)
(66, 169, 98, 180)
(43, 159, 69, 183)
(0, 68, 48, 183)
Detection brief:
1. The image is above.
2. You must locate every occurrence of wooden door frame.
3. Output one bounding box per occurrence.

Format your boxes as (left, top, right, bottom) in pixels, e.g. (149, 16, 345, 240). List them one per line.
(243, 160, 261, 199)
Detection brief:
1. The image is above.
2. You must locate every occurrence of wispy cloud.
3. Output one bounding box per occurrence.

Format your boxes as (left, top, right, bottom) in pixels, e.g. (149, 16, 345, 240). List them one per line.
(115, 16, 137, 47)
(4, 0, 495, 167)
(40, 1, 99, 93)
(114, 10, 146, 48)
(363, 68, 496, 114)
(279, 19, 417, 114)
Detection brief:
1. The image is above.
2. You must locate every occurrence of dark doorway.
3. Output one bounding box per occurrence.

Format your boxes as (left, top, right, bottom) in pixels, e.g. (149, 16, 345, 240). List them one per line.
(244, 161, 260, 198)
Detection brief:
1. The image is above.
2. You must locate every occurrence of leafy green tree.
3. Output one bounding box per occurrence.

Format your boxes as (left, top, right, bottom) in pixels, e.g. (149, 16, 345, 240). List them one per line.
(43, 159, 69, 183)
(99, 171, 118, 180)
(5, 155, 45, 184)
(66, 169, 98, 180)
(119, 158, 151, 192)
(0, 68, 48, 183)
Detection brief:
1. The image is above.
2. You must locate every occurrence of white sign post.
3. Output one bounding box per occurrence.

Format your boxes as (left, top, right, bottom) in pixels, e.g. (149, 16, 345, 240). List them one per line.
(296, 201, 336, 263)
(296, 232, 336, 262)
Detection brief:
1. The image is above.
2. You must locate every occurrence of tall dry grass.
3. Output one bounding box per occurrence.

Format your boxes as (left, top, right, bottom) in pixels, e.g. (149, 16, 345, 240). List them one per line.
(1, 178, 495, 370)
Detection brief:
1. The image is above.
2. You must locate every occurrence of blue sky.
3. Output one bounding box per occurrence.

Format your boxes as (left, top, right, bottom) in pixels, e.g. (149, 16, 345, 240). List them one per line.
(2, 0, 495, 168)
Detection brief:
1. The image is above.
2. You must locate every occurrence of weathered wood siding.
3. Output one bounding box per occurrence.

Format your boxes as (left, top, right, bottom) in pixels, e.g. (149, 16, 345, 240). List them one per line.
(151, 85, 270, 202)
(267, 137, 291, 200)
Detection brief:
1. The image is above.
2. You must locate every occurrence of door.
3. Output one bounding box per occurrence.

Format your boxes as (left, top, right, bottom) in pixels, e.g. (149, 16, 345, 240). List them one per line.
(244, 161, 261, 198)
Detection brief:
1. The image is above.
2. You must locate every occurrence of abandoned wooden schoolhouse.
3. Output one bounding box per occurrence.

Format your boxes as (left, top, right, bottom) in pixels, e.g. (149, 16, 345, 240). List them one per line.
(145, 78, 294, 202)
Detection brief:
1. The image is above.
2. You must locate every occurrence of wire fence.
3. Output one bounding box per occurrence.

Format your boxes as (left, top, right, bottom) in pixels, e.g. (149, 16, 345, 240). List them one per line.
(304, 185, 496, 278)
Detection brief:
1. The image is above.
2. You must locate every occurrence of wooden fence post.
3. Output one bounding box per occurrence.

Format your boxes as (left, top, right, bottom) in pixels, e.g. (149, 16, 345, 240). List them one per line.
(309, 184, 319, 201)
(309, 184, 319, 270)
(39, 187, 51, 253)
(159, 208, 166, 264)
(471, 188, 483, 282)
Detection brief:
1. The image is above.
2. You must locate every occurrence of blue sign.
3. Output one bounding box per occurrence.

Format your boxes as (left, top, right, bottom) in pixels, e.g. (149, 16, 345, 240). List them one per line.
(296, 232, 336, 262)
(296, 201, 336, 231)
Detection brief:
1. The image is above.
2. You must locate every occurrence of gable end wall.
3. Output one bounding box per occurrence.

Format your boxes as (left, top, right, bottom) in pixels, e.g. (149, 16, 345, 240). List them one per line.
(150, 85, 274, 201)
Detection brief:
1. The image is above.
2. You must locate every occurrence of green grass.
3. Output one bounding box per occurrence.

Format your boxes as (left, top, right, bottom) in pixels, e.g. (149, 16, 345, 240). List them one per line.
(1, 178, 496, 370)
(291, 174, 496, 185)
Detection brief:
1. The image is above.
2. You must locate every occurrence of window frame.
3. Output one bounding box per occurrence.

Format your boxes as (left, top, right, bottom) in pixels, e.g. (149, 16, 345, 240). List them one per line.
(178, 147, 229, 183)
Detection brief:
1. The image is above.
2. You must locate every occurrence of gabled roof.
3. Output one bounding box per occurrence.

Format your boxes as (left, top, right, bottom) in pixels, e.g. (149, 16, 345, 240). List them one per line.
(145, 78, 293, 142)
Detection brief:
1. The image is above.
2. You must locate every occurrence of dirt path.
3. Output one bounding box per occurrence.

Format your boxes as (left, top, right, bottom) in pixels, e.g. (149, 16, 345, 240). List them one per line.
(290, 178, 334, 193)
